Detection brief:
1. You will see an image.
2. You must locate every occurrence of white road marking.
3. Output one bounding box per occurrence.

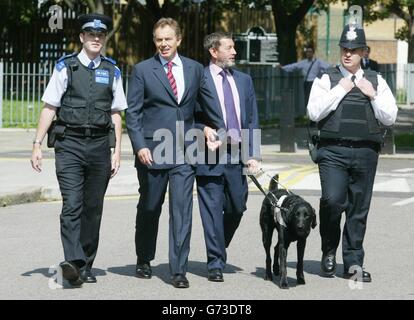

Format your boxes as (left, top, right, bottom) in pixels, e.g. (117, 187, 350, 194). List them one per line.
(392, 168, 414, 173)
(377, 173, 414, 178)
(392, 197, 414, 206)
(247, 165, 413, 193)
(289, 173, 321, 190)
(373, 178, 411, 192)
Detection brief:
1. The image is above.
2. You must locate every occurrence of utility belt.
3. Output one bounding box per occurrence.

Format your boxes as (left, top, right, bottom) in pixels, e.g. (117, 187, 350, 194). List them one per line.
(65, 126, 110, 137)
(47, 121, 115, 148)
(318, 138, 380, 153)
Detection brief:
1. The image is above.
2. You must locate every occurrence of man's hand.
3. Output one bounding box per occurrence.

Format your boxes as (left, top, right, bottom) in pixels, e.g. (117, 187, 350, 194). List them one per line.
(111, 151, 121, 178)
(356, 77, 376, 100)
(204, 126, 222, 152)
(246, 159, 260, 175)
(339, 77, 354, 93)
(137, 148, 153, 166)
(31, 145, 42, 173)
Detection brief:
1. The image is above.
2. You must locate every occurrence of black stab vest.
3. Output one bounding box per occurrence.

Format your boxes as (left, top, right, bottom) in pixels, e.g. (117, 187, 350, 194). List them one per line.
(318, 67, 383, 144)
(58, 56, 114, 129)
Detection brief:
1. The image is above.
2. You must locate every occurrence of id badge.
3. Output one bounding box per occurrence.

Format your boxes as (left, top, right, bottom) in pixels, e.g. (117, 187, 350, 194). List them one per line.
(95, 69, 110, 84)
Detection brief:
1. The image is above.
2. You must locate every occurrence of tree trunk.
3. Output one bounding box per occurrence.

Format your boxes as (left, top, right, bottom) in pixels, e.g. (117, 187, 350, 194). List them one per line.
(271, 0, 315, 65)
(277, 26, 299, 65)
(409, 19, 414, 63)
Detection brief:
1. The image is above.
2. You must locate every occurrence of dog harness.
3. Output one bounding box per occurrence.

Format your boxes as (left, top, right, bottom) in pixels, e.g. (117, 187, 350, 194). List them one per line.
(274, 195, 288, 227)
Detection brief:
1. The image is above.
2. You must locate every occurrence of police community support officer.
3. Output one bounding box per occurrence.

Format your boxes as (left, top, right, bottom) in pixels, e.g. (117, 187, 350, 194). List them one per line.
(307, 24, 397, 282)
(30, 13, 127, 286)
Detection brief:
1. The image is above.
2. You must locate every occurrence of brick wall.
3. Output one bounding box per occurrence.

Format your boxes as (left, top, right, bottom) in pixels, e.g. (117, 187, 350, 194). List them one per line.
(366, 40, 397, 64)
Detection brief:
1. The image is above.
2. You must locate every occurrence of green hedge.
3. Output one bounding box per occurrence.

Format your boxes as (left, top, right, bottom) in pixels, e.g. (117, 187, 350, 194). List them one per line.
(395, 133, 414, 149)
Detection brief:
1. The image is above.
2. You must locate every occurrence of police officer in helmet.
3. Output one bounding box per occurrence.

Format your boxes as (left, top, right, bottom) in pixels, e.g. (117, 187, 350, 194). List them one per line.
(307, 22, 397, 282)
(31, 13, 127, 286)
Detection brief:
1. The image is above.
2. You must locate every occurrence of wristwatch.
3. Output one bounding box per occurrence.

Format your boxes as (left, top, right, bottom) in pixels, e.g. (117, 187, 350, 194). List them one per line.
(32, 139, 42, 145)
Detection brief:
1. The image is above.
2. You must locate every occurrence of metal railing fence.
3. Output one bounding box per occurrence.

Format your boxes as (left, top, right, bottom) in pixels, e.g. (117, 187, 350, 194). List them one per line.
(0, 61, 404, 128)
(0, 61, 131, 127)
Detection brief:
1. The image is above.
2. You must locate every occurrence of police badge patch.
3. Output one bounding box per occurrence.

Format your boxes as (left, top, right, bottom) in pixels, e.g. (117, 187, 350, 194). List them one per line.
(95, 69, 110, 84)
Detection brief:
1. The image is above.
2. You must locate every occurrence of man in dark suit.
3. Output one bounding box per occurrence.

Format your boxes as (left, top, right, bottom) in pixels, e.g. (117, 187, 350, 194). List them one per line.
(361, 46, 379, 72)
(126, 18, 224, 289)
(195, 32, 261, 282)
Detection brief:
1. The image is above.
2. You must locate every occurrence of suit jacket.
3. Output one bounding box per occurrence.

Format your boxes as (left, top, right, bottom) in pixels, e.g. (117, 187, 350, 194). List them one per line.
(195, 67, 260, 176)
(361, 58, 379, 72)
(126, 55, 225, 169)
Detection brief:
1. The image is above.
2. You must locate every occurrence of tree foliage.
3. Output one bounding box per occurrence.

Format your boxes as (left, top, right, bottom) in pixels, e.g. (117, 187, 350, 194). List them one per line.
(245, 0, 414, 62)
(343, 0, 414, 62)
(4, 0, 414, 63)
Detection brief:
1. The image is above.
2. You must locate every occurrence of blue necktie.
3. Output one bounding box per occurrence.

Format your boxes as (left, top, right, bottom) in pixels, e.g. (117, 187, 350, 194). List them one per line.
(88, 61, 94, 69)
(220, 70, 240, 143)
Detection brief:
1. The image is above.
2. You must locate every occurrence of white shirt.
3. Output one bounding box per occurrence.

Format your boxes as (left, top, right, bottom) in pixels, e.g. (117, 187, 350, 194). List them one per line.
(41, 49, 128, 111)
(159, 54, 185, 104)
(208, 63, 241, 128)
(307, 65, 398, 126)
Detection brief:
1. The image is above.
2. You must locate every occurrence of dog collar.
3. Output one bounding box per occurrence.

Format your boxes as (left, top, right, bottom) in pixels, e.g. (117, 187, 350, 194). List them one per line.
(274, 195, 288, 227)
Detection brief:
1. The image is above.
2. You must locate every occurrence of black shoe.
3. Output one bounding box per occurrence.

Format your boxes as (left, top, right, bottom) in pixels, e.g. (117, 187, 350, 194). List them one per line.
(208, 269, 224, 282)
(136, 262, 152, 279)
(171, 274, 189, 288)
(60, 261, 83, 287)
(343, 269, 372, 282)
(321, 253, 336, 277)
(80, 268, 97, 283)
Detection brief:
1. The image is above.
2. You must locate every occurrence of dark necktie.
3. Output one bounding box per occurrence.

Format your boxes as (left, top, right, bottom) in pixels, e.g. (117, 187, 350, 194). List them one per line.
(220, 70, 240, 142)
(351, 75, 356, 84)
(88, 61, 94, 69)
(167, 61, 178, 100)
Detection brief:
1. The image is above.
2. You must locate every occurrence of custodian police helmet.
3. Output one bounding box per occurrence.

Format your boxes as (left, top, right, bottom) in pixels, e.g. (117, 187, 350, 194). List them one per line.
(339, 24, 366, 49)
(78, 13, 112, 33)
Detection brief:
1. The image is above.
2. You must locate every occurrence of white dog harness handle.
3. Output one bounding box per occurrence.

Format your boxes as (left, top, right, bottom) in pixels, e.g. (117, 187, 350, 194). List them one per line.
(274, 195, 288, 227)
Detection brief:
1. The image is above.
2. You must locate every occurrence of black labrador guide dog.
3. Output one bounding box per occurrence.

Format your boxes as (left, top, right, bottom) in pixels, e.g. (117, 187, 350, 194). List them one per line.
(258, 174, 317, 289)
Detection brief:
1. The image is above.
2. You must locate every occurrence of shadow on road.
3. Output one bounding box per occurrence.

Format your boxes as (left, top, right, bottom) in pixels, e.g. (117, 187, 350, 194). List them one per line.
(21, 268, 51, 278)
(21, 267, 107, 279)
(107, 260, 243, 284)
(251, 260, 345, 287)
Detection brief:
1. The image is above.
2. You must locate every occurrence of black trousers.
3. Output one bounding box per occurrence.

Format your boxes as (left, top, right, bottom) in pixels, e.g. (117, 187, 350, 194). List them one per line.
(135, 164, 194, 275)
(317, 145, 378, 272)
(55, 135, 111, 269)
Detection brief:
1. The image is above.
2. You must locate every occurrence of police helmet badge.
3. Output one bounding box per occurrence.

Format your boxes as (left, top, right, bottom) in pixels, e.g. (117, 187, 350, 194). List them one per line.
(93, 19, 102, 29)
(78, 13, 112, 33)
(346, 27, 357, 41)
(339, 5, 366, 49)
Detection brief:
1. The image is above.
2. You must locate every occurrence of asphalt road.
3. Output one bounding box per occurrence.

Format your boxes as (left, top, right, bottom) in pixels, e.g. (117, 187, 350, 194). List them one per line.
(1, 192, 413, 300)
(1, 128, 413, 300)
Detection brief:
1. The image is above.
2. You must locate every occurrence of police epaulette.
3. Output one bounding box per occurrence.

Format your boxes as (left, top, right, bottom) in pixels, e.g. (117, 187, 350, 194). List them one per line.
(57, 52, 78, 63)
(56, 52, 78, 71)
(101, 55, 117, 65)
